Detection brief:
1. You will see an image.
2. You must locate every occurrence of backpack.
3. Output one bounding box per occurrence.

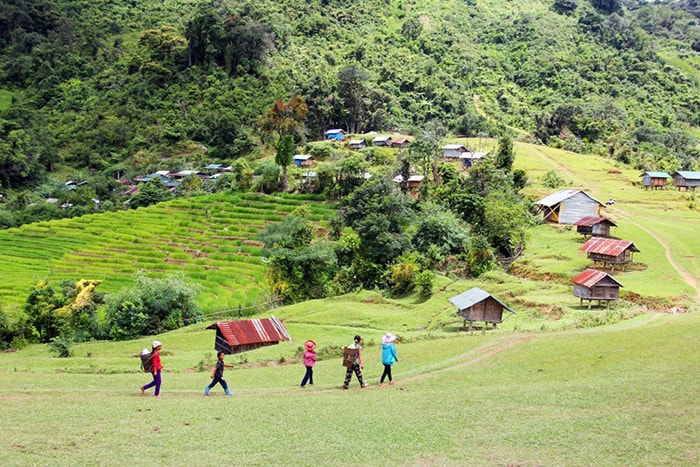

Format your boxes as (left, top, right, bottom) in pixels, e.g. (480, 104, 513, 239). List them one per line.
(140, 348, 153, 373)
(342, 346, 358, 368)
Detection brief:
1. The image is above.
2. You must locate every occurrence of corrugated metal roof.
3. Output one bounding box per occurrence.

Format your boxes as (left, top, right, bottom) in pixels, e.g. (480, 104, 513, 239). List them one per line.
(640, 171, 671, 178)
(448, 287, 516, 314)
(207, 317, 292, 346)
(579, 237, 640, 255)
(571, 269, 623, 288)
(674, 171, 700, 180)
(534, 190, 604, 208)
(442, 144, 467, 150)
(574, 216, 617, 227)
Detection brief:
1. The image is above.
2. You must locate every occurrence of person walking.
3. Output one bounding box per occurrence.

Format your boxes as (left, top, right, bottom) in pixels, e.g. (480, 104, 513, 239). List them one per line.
(300, 339, 317, 388)
(342, 335, 368, 390)
(140, 340, 163, 397)
(204, 351, 233, 396)
(379, 333, 398, 386)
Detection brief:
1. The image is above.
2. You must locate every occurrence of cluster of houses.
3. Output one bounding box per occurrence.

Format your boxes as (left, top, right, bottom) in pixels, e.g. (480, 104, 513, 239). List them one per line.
(640, 171, 700, 190)
(534, 189, 640, 309)
(122, 164, 233, 196)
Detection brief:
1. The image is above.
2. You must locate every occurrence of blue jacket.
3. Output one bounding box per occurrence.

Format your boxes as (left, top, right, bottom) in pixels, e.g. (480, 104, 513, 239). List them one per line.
(381, 343, 398, 365)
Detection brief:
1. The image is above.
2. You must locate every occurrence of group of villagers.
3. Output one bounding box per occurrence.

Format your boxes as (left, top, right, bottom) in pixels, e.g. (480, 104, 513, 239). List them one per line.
(139, 333, 399, 397)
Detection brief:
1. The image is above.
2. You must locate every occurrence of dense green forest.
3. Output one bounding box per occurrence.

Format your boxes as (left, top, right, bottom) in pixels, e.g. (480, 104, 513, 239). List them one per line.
(1, 0, 700, 192)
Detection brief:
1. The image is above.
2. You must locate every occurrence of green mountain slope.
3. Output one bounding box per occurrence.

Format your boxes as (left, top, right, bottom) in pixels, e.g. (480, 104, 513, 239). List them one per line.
(1, 0, 699, 190)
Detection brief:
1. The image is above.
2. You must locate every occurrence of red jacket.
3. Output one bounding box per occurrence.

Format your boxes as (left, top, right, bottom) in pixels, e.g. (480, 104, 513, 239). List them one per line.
(151, 350, 163, 372)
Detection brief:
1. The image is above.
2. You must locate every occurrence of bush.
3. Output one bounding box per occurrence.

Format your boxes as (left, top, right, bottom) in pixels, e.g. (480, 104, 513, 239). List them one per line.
(541, 169, 565, 189)
(49, 335, 73, 358)
(414, 270, 435, 299)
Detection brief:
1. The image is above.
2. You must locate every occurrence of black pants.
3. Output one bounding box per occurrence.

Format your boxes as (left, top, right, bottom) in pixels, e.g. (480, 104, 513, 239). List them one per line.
(380, 364, 393, 383)
(207, 375, 228, 390)
(301, 366, 314, 386)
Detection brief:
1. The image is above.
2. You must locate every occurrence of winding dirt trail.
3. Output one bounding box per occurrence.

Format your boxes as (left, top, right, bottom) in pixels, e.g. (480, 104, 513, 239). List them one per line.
(611, 207, 700, 302)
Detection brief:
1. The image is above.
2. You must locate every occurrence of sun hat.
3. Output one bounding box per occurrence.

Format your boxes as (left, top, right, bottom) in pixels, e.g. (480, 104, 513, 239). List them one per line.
(304, 339, 316, 351)
(152, 340, 162, 348)
(382, 333, 396, 344)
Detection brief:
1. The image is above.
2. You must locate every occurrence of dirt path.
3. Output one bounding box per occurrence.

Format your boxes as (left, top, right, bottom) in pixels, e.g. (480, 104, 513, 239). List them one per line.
(611, 207, 700, 302)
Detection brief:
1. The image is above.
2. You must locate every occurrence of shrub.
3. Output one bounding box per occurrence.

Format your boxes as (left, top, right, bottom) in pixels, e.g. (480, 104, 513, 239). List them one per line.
(49, 335, 73, 358)
(414, 270, 435, 299)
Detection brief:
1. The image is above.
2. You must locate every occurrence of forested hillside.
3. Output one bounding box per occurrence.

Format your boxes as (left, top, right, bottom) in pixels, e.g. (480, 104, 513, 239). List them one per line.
(1, 0, 700, 192)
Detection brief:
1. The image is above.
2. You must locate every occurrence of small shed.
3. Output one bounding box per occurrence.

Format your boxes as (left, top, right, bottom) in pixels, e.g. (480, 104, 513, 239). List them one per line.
(448, 287, 516, 332)
(572, 269, 624, 309)
(348, 139, 367, 150)
(206, 317, 292, 355)
(534, 190, 605, 224)
(579, 237, 640, 271)
(442, 144, 469, 159)
(574, 216, 617, 238)
(640, 171, 671, 190)
(293, 154, 315, 167)
(372, 135, 392, 146)
(460, 151, 488, 168)
(389, 137, 409, 148)
(324, 129, 345, 141)
(672, 171, 700, 191)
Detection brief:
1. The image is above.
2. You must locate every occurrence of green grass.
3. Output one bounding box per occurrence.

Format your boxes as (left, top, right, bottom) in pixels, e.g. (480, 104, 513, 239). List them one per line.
(0, 193, 337, 313)
(0, 308, 697, 465)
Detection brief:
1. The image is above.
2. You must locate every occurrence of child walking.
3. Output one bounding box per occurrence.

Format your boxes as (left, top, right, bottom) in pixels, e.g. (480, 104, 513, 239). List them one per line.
(204, 351, 233, 396)
(300, 340, 317, 388)
(140, 340, 163, 397)
(379, 333, 398, 386)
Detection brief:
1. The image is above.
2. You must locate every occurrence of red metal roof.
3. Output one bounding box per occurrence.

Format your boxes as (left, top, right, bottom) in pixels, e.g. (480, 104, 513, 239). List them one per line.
(571, 269, 623, 287)
(579, 237, 640, 256)
(208, 317, 291, 346)
(574, 216, 617, 227)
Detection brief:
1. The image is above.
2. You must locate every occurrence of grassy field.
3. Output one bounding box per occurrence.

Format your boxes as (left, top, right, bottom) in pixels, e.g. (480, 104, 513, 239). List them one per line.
(0, 302, 697, 466)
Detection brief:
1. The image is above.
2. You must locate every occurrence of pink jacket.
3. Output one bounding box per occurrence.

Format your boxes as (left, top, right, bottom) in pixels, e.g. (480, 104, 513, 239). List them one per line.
(302, 350, 317, 367)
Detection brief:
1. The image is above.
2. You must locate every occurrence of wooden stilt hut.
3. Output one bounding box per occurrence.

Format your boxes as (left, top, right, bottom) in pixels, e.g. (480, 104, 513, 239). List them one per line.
(572, 269, 624, 309)
(448, 287, 516, 332)
(206, 316, 292, 355)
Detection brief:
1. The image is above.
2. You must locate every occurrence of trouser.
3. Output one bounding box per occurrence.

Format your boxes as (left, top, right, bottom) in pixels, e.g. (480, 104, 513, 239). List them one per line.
(343, 363, 364, 389)
(380, 364, 393, 383)
(207, 375, 228, 390)
(143, 370, 161, 396)
(301, 366, 314, 386)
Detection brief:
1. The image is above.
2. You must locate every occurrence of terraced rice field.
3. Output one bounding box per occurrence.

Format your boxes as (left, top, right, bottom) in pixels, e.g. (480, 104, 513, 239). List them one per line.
(0, 193, 337, 313)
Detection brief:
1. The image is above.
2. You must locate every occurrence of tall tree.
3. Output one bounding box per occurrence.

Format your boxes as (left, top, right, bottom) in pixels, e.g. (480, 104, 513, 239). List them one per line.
(275, 134, 295, 193)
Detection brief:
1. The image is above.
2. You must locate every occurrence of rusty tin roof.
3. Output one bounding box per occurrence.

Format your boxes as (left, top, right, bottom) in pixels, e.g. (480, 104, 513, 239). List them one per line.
(207, 317, 291, 346)
(571, 269, 624, 288)
(579, 237, 640, 256)
(574, 216, 617, 227)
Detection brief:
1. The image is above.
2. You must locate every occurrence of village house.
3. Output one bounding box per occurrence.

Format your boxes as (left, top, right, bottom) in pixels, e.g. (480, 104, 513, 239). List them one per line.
(460, 151, 488, 168)
(389, 137, 409, 149)
(393, 174, 425, 190)
(372, 135, 392, 146)
(293, 154, 315, 167)
(572, 269, 624, 309)
(206, 317, 292, 355)
(348, 139, 367, 150)
(579, 237, 640, 271)
(534, 189, 606, 224)
(640, 171, 672, 190)
(672, 171, 700, 191)
(442, 144, 469, 159)
(324, 129, 345, 141)
(448, 287, 516, 332)
(573, 216, 617, 238)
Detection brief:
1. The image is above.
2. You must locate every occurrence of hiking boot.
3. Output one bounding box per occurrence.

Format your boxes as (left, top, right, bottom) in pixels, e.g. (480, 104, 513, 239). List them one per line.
(204, 386, 210, 396)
